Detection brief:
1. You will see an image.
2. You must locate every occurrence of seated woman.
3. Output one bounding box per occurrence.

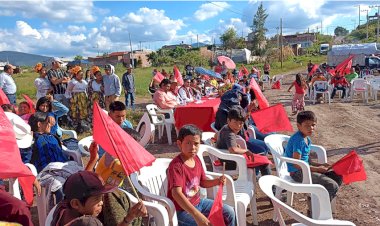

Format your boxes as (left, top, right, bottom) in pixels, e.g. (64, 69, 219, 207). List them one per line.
(18, 101, 33, 123)
(178, 78, 195, 103)
(153, 79, 178, 110)
(36, 95, 69, 138)
(28, 112, 68, 172)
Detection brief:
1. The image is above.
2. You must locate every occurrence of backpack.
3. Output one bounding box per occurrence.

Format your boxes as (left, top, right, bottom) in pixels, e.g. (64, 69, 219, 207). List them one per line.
(95, 154, 126, 187)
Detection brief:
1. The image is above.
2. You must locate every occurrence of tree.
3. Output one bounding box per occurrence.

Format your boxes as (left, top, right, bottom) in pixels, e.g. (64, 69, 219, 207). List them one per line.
(74, 55, 83, 60)
(220, 28, 246, 50)
(251, 2, 268, 55)
(334, 26, 349, 37)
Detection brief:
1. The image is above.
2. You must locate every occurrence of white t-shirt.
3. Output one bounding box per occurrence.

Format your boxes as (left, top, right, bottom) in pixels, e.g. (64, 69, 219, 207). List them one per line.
(34, 77, 51, 100)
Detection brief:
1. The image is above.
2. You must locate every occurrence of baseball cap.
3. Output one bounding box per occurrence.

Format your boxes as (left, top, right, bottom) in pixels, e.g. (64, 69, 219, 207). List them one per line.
(63, 171, 116, 201)
(52, 57, 63, 64)
(4, 64, 16, 71)
(104, 64, 112, 70)
(5, 112, 33, 148)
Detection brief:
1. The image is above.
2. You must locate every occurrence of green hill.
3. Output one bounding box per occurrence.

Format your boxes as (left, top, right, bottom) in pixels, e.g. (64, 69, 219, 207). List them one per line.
(346, 20, 379, 43)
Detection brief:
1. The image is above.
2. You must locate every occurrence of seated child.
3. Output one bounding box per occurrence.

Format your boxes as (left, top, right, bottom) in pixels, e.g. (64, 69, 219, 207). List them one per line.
(18, 101, 33, 123)
(51, 170, 147, 225)
(28, 112, 69, 172)
(285, 111, 342, 201)
(167, 125, 236, 226)
(215, 106, 271, 175)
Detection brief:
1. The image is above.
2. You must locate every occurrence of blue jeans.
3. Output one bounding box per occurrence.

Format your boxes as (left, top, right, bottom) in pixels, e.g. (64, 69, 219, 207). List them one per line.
(176, 198, 235, 226)
(6, 93, 16, 105)
(125, 92, 135, 109)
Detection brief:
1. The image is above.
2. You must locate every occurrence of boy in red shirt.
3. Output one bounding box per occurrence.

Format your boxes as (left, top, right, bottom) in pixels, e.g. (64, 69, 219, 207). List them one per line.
(167, 124, 236, 226)
(330, 73, 349, 100)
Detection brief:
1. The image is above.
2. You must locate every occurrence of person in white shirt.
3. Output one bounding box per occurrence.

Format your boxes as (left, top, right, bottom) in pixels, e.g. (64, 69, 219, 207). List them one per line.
(0, 64, 17, 104)
(34, 63, 52, 100)
(66, 66, 88, 129)
(178, 78, 195, 103)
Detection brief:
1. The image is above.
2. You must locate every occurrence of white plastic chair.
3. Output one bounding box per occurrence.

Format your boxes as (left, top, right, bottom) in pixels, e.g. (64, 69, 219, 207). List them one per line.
(210, 122, 256, 140)
(8, 163, 37, 200)
(350, 78, 369, 103)
(146, 104, 174, 145)
(62, 146, 83, 167)
(264, 134, 329, 218)
(78, 135, 93, 156)
(369, 78, 380, 101)
(61, 128, 77, 139)
(210, 122, 218, 133)
(198, 144, 258, 226)
(362, 74, 375, 81)
(45, 205, 56, 226)
(259, 175, 355, 226)
(136, 112, 156, 147)
(312, 81, 331, 104)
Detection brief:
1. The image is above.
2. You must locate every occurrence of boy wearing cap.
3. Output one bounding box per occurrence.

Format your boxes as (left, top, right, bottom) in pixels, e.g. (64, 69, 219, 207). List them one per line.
(52, 170, 147, 226)
(103, 64, 121, 111)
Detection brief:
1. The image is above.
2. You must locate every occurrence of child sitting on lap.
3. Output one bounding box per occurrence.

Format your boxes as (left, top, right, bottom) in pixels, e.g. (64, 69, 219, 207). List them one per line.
(167, 124, 236, 226)
(285, 111, 342, 201)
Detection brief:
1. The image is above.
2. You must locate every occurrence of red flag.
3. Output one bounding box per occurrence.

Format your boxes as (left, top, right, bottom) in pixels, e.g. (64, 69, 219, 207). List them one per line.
(208, 183, 226, 226)
(238, 66, 249, 79)
(251, 104, 293, 133)
(332, 150, 367, 185)
(308, 64, 319, 77)
(153, 72, 165, 83)
(249, 78, 269, 109)
(335, 55, 354, 76)
(0, 108, 35, 205)
(0, 89, 10, 105)
(22, 94, 36, 113)
(93, 102, 156, 175)
(173, 65, 184, 86)
(271, 80, 281, 89)
(244, 153, 273, 168)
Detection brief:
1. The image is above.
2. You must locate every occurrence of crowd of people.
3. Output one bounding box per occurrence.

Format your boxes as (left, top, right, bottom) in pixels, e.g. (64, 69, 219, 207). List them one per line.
(0, 58, 352, 226)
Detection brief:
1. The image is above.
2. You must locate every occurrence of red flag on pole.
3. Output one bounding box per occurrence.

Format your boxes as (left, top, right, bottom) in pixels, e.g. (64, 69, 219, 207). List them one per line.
(335, 55, 354, 76)
(22, 94, 36, 113)
(153, 72, 165, 84)
(308, 64, 319, 77)
(0, 89, 10, 105)
(92, 102, 156, 175)
(173, 65, 184, 86)
(271, 80, 281, 89)
(332, 150, 367, 185)
(208, 183, 226, 226)
(249, 78, 269, 109)
(251, 104, 293, 133)
(0, 108, 35, 205)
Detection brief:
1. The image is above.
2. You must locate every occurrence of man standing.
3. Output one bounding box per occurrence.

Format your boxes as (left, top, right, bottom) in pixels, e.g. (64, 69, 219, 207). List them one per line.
(122, 65, 136, 110)
(47, 57, 70, 106)
(103, 64, 121, 111)
(0, 64, 17, 105)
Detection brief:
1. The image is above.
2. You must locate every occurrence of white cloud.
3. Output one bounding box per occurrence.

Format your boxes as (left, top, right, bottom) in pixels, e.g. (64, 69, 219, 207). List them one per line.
(0, 0, 95, 22)
(16, 21, 41, 39)
(67, 25, 87, 33)
(194, 2, 230, 21)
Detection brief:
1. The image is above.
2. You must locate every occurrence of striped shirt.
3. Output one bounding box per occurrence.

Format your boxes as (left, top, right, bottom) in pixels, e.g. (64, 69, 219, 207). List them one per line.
(47, 68, 68, 95)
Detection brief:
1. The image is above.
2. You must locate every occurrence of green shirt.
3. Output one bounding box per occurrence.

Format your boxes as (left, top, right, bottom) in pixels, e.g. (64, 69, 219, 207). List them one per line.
(345, 72, 358, 83)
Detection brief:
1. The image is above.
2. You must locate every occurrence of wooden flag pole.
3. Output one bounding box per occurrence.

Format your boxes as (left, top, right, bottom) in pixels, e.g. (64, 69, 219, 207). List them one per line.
(126, 174, 140, 200)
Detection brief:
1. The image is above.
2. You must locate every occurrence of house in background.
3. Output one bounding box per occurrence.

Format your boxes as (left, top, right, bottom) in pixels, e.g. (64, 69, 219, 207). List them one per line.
(282, 32, 317, 55)
(88, 50, 152, 68)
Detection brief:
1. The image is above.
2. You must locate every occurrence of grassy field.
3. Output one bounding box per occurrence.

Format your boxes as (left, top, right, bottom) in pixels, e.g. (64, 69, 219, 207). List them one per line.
(14, 54, 326, 102)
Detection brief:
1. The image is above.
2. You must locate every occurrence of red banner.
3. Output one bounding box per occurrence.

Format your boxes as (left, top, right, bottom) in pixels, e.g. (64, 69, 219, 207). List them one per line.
(251, 104, 293, 133)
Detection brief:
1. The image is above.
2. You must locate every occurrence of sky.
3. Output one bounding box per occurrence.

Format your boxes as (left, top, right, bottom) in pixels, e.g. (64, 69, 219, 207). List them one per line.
(0, 0, 379, 58)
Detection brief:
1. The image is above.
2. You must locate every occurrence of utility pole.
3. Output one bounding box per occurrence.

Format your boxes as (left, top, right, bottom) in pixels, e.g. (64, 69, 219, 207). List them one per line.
(129, 32, 134, 68)
(358, 5, 361, 27)
(276, 27, 279, 48)
(370, 5, 380, 43)
(280, 18, 283, 69)
(361, 9, 369, 40)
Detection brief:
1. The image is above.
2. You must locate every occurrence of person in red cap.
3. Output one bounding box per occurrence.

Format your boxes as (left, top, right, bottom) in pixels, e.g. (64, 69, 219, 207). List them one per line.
(52, 170, 147, 225)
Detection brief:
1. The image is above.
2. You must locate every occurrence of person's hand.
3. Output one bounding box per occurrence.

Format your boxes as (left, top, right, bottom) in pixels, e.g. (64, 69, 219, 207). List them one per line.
(323, 163, 332, 170)
(46, 93, 54, 102)
(219, 175, 226, 185)
(33, 178, 41, 196)
(195, 213, 212, 226)
(247, 101, 257, 113)
(89, 141, 99, 161)
(317, 166, 329, 173)
(245, 151, 255, 161)
(124, 201, 148, 223)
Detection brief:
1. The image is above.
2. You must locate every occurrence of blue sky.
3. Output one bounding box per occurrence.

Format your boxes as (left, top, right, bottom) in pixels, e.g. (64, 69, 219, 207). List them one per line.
(0, 0, 379, 57)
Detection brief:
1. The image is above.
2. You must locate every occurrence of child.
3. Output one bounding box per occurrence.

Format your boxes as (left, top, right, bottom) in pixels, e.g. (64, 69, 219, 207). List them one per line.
(330, 73, 349, 100)
(51, 170, 147, 225)
(167, 125, 235, 226)
(18, 101, 33, 123)
(284, 111, 342, 201)
(288, 73, 307, 115)
(28, 112, 68, 172)
(215, 106, 271, 175)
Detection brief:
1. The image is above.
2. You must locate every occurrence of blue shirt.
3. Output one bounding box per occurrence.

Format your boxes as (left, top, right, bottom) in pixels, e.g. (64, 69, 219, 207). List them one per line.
(284, 131, 311, 173)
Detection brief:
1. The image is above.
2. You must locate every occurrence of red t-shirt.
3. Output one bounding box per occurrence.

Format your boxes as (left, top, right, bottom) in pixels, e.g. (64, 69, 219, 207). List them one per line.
(167, 155, 206, 211)
(294, 81, 305, 94)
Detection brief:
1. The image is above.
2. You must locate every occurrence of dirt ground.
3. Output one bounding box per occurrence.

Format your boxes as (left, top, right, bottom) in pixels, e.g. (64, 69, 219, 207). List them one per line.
(142, 69, 380, 225)
(30, 69, 379, 225)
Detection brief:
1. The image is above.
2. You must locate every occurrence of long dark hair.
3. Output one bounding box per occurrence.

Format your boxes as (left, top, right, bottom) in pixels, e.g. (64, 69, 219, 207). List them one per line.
(36, 97, 52, 112)
(295, 73, 302, 87)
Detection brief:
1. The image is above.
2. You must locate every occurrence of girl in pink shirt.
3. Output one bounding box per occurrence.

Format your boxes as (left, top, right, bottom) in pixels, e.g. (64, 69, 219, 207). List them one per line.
(288, 73, 307, 115)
